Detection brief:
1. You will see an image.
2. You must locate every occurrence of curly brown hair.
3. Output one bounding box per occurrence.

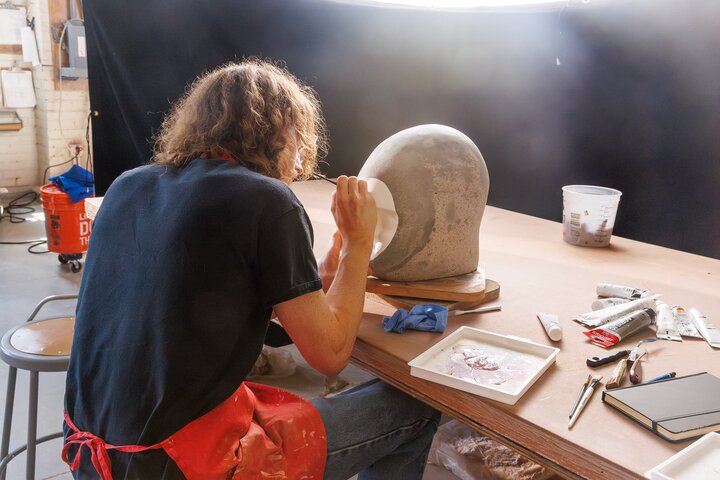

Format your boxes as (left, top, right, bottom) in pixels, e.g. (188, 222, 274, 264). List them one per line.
(152, 58, 327, 181)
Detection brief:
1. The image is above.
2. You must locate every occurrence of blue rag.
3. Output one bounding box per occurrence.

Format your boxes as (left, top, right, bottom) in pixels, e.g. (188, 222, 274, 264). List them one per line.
(383, 304, 448, 334)
(49, 165, 94, 203)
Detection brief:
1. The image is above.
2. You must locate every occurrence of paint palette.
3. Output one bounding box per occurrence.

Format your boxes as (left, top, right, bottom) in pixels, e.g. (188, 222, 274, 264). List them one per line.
(408, 326, 559, 405)
(644, 432, 720, 480)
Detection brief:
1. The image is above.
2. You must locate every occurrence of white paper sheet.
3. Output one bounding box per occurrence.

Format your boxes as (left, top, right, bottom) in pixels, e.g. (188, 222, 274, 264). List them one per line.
(20, 27, 39, 65)
(1, 70, 36, 108)
(0, 7, 26, 45)
(365, 178, 398, 260)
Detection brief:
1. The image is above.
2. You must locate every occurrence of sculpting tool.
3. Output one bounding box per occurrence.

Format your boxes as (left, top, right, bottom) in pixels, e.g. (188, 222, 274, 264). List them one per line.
(626, 338, 655, 384)
(568, 375, 602, 429)
(627, 337, 655, 362)
(448, 305, 502, 316)
(626, 338, 656, 365)
(586, 349, 630, 368)
(628, 350, 647, 384)
(605, 358, 628, 389)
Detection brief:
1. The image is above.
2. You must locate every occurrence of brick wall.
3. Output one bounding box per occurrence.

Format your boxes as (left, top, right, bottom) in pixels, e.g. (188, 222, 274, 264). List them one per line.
(0, 0, 90, 188)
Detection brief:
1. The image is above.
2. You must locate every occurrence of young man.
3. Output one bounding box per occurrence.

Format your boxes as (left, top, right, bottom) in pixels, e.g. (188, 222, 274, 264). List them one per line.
(63, 59, 440, 479)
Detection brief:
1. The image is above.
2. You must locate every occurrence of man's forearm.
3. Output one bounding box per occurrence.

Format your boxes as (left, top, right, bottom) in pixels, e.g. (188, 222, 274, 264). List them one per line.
(324, 243, 372, 356)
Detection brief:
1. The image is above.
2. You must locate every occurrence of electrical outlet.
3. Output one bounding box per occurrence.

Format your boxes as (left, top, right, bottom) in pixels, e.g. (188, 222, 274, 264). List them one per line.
(68, 142, 84, 157)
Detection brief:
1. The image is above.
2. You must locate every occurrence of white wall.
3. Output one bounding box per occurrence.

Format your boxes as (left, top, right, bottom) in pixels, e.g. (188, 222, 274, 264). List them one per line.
(0, 103, 37, 186)
(0, 0, 90, 188)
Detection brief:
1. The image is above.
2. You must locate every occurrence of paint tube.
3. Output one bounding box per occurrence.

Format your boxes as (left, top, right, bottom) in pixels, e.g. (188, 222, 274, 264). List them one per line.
(536, 312, 562, 341)
(689, 308, 720, 349)
(672, 306, 703, 339)
(655, 301, 682, 342)
(591, 297, 630, 311)
(596, 283, 656, 300)
(575, 297, 657, 328)
(583, 308, 655, 347)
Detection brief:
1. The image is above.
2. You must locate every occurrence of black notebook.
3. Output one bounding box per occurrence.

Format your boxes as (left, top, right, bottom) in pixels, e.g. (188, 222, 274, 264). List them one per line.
(602, 372, 720, 442)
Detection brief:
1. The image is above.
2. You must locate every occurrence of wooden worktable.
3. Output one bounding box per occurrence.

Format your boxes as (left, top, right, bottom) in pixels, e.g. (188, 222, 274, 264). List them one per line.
(290, 179, 720, 480)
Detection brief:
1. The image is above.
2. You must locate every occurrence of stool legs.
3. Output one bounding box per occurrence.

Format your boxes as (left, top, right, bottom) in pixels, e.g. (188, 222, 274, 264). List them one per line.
(0, 369, 68, 480)
(1, 366, 17, 480)
(26, 371, 38, 480)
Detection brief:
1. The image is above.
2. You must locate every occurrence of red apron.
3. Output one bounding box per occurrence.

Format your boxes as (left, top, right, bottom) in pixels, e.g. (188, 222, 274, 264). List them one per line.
(62, 382, 327, 480)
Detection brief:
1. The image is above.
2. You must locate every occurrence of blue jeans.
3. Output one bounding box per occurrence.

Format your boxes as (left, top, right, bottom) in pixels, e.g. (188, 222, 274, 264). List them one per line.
(310, 379, 441, 480)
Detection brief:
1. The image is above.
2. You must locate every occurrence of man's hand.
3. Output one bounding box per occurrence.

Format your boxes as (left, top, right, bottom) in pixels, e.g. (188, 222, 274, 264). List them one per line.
(331, 176, 377, 254)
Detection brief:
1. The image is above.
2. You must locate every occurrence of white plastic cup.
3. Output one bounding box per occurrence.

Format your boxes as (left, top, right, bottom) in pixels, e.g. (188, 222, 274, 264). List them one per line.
(562, 185, 622, 247)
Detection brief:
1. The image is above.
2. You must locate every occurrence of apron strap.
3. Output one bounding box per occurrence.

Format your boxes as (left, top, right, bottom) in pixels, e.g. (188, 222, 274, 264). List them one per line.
(62, 411, 163, 480)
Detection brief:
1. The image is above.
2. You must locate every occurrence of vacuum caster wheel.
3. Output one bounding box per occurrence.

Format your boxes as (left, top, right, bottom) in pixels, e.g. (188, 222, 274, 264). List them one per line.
(70, 260, 82, 273)
(58, 254, 69, 265)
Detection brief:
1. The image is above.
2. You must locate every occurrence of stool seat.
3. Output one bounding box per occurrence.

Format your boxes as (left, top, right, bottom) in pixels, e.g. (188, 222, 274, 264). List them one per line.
(8, 316, 74, 357)
(0, 317, 72, 372)
(1, 294, 77, 480)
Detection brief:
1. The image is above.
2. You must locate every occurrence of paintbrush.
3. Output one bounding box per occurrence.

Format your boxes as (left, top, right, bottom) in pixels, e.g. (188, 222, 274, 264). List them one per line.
(448, 305, 502, 316)
(311, 173, 337, 185)
(569, 374, 592, 418)
(568, 375, 603, 429)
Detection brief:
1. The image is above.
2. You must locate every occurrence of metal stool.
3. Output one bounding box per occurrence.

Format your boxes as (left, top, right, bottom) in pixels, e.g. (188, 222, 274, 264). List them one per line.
(0, 294, 77, 480)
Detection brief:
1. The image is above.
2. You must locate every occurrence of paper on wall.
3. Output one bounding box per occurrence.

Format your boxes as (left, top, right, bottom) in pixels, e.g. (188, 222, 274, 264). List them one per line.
(20, 27, 40, 66)
(1, 70, 36, 108)
(0, 7, 26, 45)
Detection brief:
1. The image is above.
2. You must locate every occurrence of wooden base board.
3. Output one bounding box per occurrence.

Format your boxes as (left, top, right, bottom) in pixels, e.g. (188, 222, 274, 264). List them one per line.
(366, 270, 490, 302)
(371, 279, 500, 311)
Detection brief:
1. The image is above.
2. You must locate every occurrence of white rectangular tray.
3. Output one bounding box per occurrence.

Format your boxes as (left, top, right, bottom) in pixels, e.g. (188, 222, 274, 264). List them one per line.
(84, 196, 103, 220)
(644, 432, 720, 480)
(408, 326, 559, 405)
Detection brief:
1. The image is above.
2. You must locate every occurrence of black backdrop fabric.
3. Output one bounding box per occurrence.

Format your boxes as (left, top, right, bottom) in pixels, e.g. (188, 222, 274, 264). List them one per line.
(83, 0, 720, 259)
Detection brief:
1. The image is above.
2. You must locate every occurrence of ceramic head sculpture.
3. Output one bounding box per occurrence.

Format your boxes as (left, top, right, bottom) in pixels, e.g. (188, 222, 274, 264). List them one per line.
(359, 124, 489, 282)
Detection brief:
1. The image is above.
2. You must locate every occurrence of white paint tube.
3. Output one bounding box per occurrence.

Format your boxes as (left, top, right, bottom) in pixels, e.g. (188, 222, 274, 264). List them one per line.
(689, 308, 720, 349)
(536, 312, 562, 341)
(575, 297, 657, 328)
(655, 301, 682, 342)
(596, 283, 655, 300)
(672, 306, 703, 339)
(591, 297, 630, 311)
(583, 308, 655, 347)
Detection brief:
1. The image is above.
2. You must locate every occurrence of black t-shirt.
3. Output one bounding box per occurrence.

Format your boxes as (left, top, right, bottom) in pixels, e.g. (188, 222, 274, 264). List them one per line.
(64, 159, 322, 479)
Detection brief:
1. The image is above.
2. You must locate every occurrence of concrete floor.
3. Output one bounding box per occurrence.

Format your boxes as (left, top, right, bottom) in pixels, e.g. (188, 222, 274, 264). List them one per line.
(0, 194, 457, 479)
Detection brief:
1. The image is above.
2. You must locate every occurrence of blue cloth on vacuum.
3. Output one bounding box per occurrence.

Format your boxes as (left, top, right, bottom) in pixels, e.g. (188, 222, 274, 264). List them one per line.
(49, 165, 94, 202)
(383, 304, 448, 334)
